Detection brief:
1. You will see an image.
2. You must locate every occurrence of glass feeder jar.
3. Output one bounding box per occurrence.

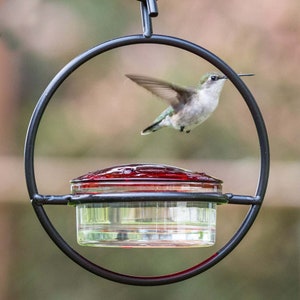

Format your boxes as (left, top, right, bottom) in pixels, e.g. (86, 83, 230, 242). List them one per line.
(71, 164, 222, 248)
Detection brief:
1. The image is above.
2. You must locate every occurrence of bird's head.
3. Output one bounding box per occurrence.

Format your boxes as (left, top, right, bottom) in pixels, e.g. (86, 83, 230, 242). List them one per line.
(199, 73, 227, 95)
(200, 72, 254, 93)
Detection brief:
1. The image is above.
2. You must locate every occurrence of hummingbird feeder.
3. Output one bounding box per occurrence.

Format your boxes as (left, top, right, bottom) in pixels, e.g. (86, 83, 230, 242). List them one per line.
(72, 164, 223, 248)
(24, 0, 269, 286)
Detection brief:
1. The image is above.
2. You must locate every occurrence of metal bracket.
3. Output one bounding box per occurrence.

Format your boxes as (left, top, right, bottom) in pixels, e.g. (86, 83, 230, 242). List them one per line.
(138, 0, 158, 38)
(24, 33, 269, 286)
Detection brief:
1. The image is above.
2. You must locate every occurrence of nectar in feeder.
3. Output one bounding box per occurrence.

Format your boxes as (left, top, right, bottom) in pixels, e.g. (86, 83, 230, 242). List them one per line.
(71, 164, 222, 248)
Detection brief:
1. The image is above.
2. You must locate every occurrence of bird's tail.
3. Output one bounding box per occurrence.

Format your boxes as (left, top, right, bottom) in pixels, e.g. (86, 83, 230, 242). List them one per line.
(141, 120, 163, 135)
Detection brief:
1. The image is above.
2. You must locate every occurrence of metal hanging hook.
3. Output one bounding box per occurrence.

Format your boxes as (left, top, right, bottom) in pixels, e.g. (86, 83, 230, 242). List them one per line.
(138, 0, 158, 38)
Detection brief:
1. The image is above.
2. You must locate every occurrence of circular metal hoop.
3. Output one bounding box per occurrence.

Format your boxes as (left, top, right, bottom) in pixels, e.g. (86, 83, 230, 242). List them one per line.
(24, 34, 269, 286)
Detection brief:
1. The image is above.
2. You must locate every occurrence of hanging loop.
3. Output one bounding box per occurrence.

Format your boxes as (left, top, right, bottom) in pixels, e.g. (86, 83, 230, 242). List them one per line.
(139, 0, 158, 37)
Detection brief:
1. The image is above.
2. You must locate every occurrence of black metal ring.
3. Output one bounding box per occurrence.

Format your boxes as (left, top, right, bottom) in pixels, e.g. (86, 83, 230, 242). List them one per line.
(24, 34, 270, 286)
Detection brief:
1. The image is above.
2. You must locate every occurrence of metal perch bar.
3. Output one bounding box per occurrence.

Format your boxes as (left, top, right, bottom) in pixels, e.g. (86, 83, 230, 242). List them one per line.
(31, 192, 261, 206)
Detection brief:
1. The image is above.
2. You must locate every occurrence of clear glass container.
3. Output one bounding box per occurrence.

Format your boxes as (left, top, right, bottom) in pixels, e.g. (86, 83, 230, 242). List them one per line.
(71, 164, 222, 248)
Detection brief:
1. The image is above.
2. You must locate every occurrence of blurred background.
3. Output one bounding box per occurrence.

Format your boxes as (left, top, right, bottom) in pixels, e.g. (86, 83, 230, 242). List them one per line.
(0, 0, 299, 299)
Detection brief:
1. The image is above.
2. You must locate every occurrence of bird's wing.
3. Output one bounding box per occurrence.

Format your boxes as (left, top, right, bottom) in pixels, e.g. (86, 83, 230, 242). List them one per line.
(126, 74, 197, 112)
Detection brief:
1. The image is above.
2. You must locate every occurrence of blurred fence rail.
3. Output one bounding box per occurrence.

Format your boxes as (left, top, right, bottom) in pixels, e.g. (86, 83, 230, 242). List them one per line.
(0, 156, 299, 207)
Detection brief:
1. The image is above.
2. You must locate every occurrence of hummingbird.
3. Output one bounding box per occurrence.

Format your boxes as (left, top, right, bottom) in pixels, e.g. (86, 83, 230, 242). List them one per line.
(126, 72, 254, 135)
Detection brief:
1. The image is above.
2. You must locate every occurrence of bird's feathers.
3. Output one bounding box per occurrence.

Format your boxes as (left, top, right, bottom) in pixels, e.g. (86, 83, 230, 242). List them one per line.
(141, 106, 174, 135)
(126, 74, 196, 112)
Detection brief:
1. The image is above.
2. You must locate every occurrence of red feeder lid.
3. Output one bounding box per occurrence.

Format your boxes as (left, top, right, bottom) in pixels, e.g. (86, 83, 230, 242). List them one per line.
(71, 164, 222, 184)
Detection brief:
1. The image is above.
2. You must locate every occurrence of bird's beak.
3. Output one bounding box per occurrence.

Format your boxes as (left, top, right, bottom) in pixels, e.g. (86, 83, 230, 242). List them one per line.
(238, 73, 255, 77)
(221, 73, 255, 79)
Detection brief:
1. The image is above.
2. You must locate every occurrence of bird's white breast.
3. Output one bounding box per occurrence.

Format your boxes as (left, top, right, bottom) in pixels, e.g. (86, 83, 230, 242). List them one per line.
(168, 89, 219, 130)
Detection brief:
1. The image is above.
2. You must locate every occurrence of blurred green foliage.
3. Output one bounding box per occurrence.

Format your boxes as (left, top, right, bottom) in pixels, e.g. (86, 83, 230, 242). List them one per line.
(1, 0, 299, 160)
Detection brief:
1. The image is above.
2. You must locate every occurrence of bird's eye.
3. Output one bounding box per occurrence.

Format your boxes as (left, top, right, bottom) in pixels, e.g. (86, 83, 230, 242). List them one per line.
(210, 75, 218, 81)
